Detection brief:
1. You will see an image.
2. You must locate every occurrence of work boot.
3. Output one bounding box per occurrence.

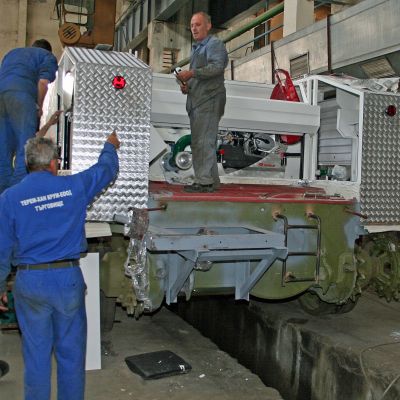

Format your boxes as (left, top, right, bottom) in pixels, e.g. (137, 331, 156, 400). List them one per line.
(183, 183, 214, 193)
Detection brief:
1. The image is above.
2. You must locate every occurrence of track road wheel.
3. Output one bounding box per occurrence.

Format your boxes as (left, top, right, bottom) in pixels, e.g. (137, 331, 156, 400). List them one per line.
(335, 295, 359, 314)
(299, 292, 359, 316)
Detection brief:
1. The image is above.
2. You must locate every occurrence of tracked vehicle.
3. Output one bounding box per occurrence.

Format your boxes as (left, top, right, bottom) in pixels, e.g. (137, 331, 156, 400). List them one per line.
(52, 47, 400, 322)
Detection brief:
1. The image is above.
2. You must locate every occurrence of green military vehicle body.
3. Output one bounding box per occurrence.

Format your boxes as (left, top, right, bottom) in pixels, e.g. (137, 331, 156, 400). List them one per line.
(53, 49, 400, 322)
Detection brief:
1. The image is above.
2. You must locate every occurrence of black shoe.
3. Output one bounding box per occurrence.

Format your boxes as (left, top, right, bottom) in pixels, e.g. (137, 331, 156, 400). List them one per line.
(183, 183, 214, 193)
(0, 360, 9, 379)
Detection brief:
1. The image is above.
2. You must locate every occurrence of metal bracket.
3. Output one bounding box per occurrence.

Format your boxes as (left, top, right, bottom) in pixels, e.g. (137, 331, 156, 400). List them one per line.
(166, 251, 196, 304)
(146, 225, 288, 304)
(236, 249, 287, 300)
(275, 213, 321, 286)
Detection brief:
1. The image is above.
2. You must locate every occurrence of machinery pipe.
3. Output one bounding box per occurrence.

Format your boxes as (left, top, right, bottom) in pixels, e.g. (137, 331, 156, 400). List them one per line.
(222, 2, 284, 44)
(172, 134, 192, 160)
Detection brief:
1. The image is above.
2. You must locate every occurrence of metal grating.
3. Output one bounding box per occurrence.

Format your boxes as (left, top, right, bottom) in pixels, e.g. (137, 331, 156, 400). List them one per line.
(360, 92, 400, 224)
(70, 59, 152, 221)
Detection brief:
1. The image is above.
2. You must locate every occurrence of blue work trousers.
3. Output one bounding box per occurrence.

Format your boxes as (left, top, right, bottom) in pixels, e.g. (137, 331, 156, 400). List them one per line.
(13, 267, 87, 400)
(189, 92, 226, 186)
(0, 91, 38, 193)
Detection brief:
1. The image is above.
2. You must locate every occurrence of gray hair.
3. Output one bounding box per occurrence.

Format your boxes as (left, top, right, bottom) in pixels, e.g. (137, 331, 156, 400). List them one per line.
(25, 137, 58, 171)
(193, 11, 211, 24)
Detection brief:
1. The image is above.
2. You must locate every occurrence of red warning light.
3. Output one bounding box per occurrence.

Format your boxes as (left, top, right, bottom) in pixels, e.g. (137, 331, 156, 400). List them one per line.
(385, 105, 397, 117)
(112, 75, 126, 89)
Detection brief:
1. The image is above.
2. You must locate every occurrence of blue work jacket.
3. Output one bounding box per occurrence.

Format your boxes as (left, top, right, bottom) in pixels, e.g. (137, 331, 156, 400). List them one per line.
(0, 142, 119, 293)
(0, 47, 58, 100)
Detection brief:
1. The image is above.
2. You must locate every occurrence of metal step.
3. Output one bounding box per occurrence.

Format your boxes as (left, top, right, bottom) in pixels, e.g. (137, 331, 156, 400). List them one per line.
(274, 213, 321, 286)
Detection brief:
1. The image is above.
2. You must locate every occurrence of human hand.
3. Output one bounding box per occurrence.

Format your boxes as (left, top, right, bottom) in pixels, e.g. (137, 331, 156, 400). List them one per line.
(180, 83, 188, 94)
(177, 70, 194, 83)
(0, 292, 8, 312)
(49, 110, 63, 125)
(107, 131, 120, 150)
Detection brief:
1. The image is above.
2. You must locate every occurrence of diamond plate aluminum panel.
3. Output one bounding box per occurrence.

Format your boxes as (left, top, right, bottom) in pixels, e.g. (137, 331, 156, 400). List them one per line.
(65, 47, 148, 68)
(71, 62, 152, 221)
(361, 92, 400, 224)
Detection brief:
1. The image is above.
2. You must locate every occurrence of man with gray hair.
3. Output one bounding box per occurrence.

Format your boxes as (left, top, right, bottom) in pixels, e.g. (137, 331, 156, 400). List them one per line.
(177, 11, 228, 192)
(0, 132, 120, 400)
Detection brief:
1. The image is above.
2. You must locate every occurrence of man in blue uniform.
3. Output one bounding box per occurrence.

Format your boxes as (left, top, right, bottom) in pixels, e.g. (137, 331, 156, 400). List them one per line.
(177, 12, 228, 193)
(0, 39, 58, 193)
(0, 131, 120, 400)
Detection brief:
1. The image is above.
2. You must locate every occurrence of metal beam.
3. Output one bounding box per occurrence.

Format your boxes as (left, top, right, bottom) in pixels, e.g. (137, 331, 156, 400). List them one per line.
(151, 73, 320, 135)
(124, 26, 148, 52)
(156, 0, 191, 21)
(116, 0, 191, 51)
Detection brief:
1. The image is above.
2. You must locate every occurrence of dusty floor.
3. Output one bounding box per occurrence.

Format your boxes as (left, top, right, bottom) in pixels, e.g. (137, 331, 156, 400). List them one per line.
(0, 306, 282, 400)
(176, 292, 400, 400)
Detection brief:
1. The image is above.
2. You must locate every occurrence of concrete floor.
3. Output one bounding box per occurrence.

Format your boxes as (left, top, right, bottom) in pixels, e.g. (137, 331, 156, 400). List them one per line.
(175, 291, 400, 400)
(3, 290, 400, 400)
(0, 306, 282, 400)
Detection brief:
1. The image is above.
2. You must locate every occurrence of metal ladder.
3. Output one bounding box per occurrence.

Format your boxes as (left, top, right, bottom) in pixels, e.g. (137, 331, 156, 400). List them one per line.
(275, 213, 321, 286)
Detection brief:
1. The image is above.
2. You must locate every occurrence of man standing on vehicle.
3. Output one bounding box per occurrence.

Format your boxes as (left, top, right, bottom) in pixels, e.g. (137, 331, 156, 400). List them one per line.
(177, 12, 228, 193)
(0, 39, 58, 193)
(0, 132, 120, 400)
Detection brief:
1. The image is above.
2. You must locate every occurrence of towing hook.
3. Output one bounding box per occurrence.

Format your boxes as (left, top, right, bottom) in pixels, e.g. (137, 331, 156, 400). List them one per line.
(344, 208, 368, 219)
(128, 204, 167, 212)
(273, 212, 285, 221)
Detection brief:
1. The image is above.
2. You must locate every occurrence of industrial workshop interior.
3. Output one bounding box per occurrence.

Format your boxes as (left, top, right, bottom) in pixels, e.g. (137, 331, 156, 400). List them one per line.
(2, 0, 400, 399)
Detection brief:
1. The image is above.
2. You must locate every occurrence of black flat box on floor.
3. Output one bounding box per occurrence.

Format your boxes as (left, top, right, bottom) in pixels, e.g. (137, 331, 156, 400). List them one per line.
(125, 350, 192, 380)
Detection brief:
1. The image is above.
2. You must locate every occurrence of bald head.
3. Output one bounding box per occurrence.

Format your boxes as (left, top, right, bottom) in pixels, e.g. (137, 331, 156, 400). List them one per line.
(191, 12, 212, 42)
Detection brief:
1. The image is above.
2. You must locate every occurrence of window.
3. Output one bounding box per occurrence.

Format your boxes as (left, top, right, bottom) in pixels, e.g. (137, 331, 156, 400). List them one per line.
(290, 53, 309, 79)
(162, 48, 179, 70)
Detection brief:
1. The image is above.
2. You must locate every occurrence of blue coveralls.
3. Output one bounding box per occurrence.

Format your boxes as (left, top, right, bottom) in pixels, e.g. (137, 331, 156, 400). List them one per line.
(0, 141, 119, 400)
(0, 47, 58, 193)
